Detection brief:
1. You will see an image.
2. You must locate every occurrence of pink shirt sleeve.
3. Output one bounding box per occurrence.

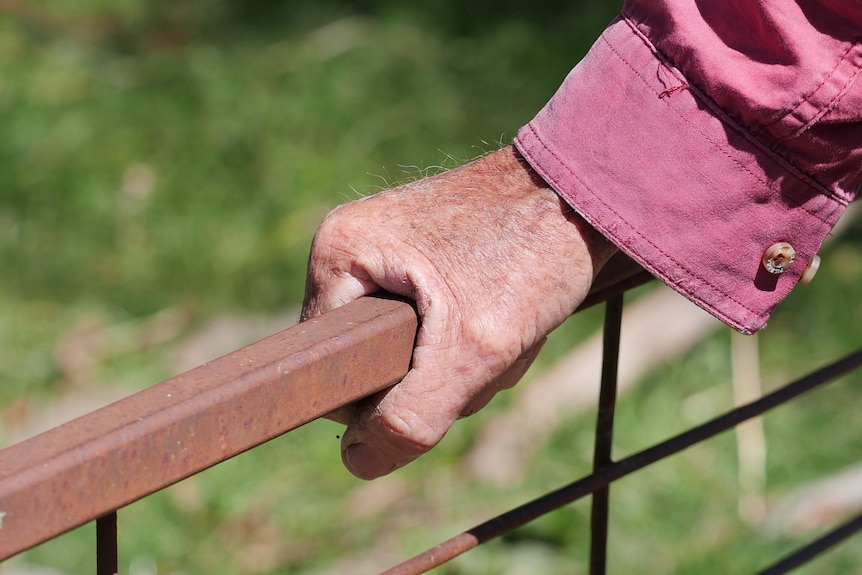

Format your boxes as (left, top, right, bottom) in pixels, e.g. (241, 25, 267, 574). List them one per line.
(514, 0, 862, 333)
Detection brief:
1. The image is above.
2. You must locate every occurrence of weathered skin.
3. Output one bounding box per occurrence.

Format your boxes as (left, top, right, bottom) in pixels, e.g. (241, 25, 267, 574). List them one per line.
(301, 145, 616, 479)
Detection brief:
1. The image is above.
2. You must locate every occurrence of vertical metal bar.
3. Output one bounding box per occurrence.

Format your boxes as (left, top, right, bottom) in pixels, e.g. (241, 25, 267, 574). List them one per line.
(96, 512, 118, 575)
(590, 294, 624, 575)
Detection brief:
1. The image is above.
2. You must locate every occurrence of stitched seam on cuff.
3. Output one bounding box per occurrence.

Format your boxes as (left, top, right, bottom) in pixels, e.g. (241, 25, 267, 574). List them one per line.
(766, 37, 862, 139)
(520, 122, 762, 324)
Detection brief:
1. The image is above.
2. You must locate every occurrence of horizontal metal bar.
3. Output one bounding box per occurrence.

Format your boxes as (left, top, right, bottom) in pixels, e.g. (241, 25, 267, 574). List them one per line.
(385, 348, 862, 574)
(0, 295, 418, 560)
(757, 511, 862, 575)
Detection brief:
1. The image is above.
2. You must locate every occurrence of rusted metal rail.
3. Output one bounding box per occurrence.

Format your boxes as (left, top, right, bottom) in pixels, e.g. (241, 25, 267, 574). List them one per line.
(0, 295, 418, 560)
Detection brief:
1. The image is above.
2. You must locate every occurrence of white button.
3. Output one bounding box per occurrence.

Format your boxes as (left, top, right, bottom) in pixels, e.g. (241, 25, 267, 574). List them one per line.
(799, 255, 821, 285)
(762, 242, 796, 274)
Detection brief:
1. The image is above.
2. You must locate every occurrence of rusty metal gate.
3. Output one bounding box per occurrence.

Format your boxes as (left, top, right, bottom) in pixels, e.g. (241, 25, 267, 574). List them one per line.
(0, 263, 860, 574)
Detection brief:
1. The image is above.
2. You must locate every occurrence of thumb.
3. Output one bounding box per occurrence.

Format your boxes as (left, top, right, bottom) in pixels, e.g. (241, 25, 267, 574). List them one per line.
(338, 340, 547, 480)
(339, 368, 453, 479)
(301, 274, 379, 321)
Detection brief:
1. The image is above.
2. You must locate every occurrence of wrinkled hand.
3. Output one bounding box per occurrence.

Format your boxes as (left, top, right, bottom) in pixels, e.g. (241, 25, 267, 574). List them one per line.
(301, 146, 616, 479)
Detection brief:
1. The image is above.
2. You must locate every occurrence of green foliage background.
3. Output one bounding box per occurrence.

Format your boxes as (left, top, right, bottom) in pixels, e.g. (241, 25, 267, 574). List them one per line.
(0, 1, 860, 573)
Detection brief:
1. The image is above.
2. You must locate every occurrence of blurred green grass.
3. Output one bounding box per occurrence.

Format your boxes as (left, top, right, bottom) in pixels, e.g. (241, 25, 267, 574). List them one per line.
(1, 1, 860, 574)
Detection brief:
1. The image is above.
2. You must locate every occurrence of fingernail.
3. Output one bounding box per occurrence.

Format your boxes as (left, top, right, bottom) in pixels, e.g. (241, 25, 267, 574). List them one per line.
(343, 443, 396, 480)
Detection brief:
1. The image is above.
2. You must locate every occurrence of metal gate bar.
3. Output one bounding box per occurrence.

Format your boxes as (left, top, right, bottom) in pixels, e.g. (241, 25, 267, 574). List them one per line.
(590, 295, 624, 574)
(0, 296, 418, 560)
(384, 347, 862, 574)
(757, 512, 862, 575)
(96, 512, 117, 575)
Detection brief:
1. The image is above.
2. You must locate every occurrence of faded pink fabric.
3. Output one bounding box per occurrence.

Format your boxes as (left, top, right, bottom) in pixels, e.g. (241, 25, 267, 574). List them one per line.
(515, 0, 862, 333)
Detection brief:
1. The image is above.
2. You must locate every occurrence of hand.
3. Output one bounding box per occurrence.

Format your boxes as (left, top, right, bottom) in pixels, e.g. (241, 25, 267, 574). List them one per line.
(301, 145, 616, 479)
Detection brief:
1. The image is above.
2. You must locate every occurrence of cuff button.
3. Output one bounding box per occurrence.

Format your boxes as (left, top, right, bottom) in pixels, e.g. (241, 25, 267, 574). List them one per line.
(799, 254, 821, 285)
(762, 242, 796, 274)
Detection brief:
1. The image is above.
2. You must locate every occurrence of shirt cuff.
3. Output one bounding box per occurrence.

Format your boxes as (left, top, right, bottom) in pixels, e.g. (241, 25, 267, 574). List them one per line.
(514, 16, 850, 334)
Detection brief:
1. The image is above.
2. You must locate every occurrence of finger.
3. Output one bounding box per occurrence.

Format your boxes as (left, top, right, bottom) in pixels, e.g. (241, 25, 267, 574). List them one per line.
(458, 338, 546, 419)
(337, 337, 546, 480)
(338, 366, 463, 479)
(301, 273, 378, 320)
(324, 386, 389, 427)
(325, 405, 354, 426)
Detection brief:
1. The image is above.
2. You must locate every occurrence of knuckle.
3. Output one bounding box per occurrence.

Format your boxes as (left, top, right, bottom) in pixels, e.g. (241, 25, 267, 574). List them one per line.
(375, 409, 441, 455)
